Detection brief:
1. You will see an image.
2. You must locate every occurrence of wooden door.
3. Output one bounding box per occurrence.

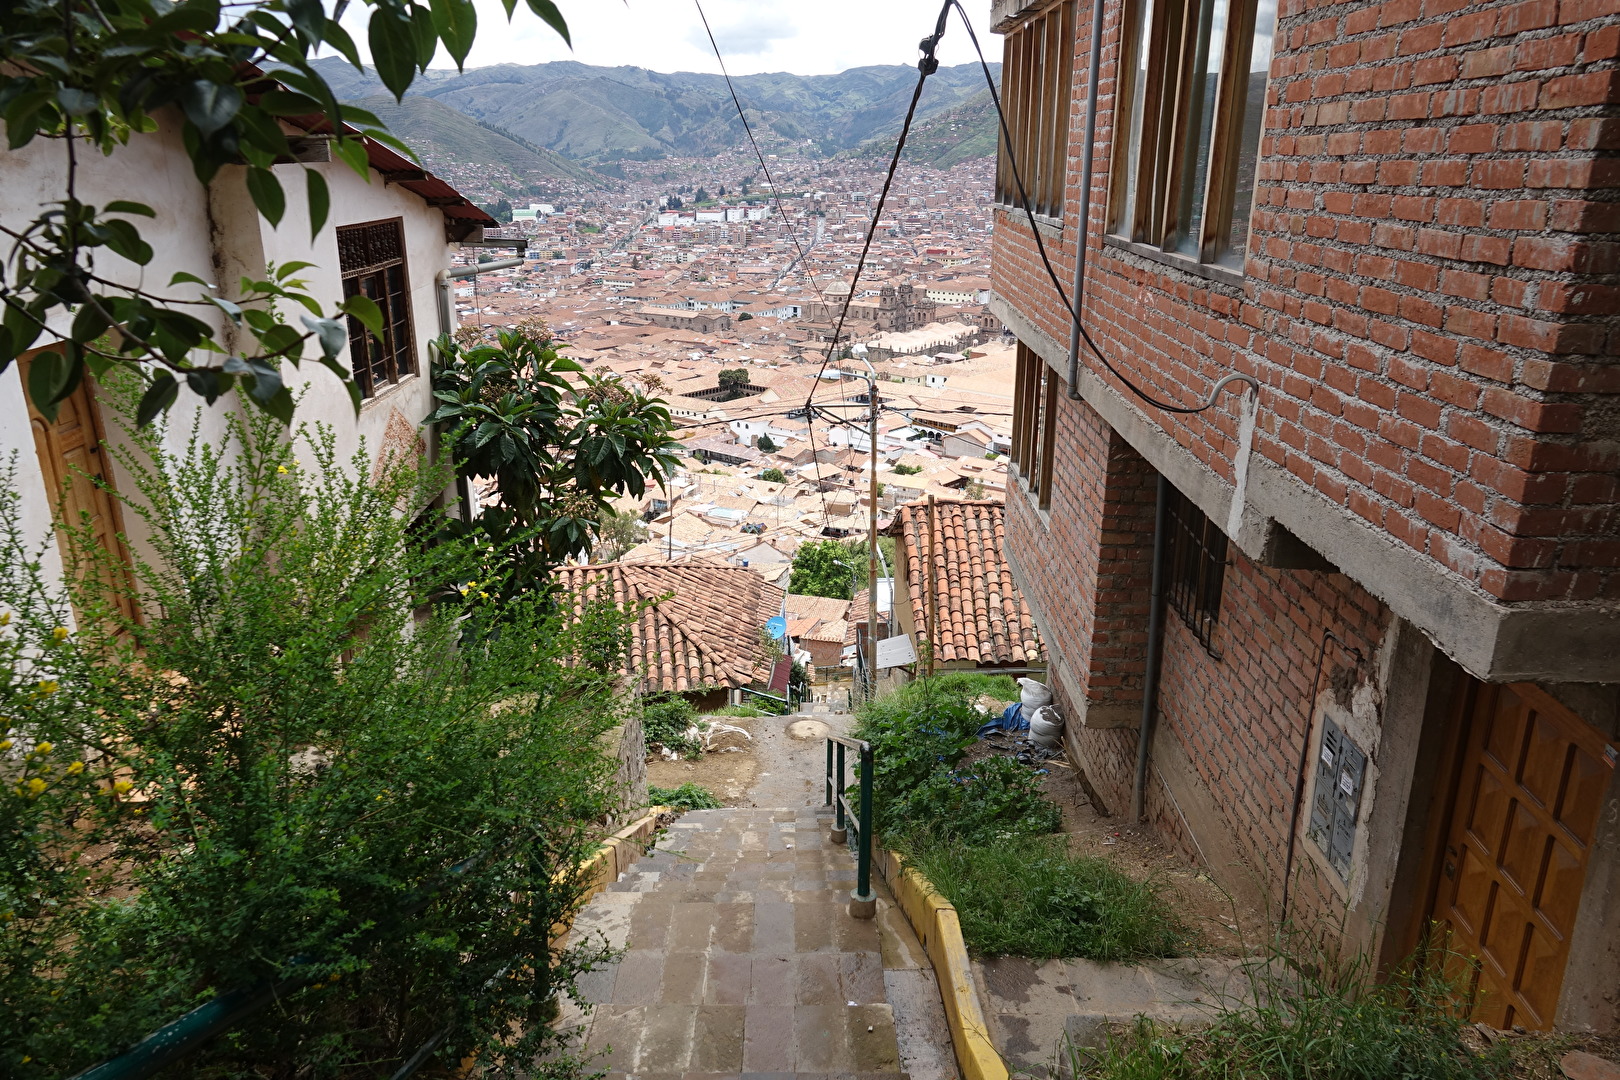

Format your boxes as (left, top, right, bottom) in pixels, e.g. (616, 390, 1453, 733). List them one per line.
(1428, 682, 1613, 1030)
(22, 357, 140, 623)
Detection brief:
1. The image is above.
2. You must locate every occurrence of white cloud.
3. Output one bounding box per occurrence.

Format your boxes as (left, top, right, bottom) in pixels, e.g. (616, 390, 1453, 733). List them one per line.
(352, 0, 995, 76)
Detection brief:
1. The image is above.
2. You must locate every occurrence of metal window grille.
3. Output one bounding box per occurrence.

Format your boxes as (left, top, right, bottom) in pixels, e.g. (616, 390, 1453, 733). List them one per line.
(337, 220, 414, 399)
(1163, 485, 1227, 650)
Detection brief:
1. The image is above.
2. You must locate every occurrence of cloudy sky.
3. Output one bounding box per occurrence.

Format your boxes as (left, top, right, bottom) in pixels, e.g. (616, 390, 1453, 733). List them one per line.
(394, 0, 996, 76)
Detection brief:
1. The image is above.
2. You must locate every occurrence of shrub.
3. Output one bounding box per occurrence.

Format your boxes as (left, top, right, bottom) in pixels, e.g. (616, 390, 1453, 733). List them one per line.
(1065, 935, 1511, 1079)
(0, 410, 630, 1076)
(889, 755, 1062, 846)
(643, 697, 704, 757)
(906, 834, 1183, 961)
(648, 783, 723, 811)
(760, 467, 787, 483)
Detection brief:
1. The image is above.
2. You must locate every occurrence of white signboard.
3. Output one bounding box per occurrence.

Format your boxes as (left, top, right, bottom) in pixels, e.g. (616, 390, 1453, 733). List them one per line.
(875, 633, 918, 669)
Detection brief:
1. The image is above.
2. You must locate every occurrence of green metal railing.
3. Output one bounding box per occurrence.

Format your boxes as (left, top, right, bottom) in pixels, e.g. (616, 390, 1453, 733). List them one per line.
(824, 734, 875, 918)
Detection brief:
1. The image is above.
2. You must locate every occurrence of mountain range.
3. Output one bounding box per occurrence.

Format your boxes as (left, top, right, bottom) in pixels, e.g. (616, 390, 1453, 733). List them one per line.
(313, 58, 1001, 174)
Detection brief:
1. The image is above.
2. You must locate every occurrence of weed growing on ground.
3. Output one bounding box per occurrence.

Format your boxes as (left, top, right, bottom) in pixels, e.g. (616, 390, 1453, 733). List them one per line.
(1063, 932, 1512, 1079)
(648, 783, 724, 811)
(906, 833, 1185, 961)
(643, 697, 704, 757)
(889, 755, 1062, 845)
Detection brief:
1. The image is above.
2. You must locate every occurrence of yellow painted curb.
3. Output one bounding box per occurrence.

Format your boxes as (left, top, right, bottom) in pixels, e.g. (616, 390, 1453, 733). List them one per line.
(577, 805, 674, 903)
(875, 848, 1009, 1080)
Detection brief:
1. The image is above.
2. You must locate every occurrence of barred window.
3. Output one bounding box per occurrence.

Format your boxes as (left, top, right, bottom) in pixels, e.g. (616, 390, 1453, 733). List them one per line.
(1164, 484, 1227, 650)
(995, 0, 1076, 218)
(337, 219, 415, 399)
(1010, 342, 1057, 509)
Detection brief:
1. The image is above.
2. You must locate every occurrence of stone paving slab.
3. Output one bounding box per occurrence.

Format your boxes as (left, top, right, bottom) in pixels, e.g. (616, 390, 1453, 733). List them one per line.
(562, 808, 914, 1080)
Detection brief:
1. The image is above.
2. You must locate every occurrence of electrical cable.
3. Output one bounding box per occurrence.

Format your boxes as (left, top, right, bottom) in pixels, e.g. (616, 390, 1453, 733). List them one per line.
(944, 0, 1256, 416)
(691, 0, 828, 310)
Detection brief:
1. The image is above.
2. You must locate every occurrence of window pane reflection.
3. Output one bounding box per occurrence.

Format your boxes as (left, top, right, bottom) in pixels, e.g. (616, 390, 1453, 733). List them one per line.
(1171, 0, 1229, 256)
(1113, 0, 1155, 237)
(1217, 0, 1277, 268)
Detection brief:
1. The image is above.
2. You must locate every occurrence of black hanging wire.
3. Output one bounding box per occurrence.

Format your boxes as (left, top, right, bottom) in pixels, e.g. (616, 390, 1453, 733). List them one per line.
(691, 0, 829, 309)
(946, 0, 1252, 415)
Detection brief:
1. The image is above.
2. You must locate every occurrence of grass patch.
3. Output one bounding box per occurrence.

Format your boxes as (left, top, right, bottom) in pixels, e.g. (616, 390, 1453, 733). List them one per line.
(705, 704, 768, 718)
(906, 833, 1186, 961)
(1066, 935, 1511, 1080)
(648, 783, 723, 811)
(887, 671, 1019, 708)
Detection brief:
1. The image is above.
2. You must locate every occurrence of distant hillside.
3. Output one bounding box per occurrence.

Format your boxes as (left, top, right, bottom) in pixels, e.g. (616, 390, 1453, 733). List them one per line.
(852, 89, 998, 167)
(311, 58, 1000, 163)
(348, 95, 596, 183)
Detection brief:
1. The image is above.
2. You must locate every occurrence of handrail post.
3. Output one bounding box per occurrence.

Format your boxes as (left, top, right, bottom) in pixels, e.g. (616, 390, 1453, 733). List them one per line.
(848, 742, 876, 919)
(824, 739, 834, 807)
(830, 741, 847, 843)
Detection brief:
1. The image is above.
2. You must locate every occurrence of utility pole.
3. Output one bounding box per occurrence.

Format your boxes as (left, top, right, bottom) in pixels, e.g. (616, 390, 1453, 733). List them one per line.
(867, 371, 879, 701)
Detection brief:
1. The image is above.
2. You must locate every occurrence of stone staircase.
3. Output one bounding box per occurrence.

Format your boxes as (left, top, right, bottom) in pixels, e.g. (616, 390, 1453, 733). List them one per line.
(561, 805, 946, 1080)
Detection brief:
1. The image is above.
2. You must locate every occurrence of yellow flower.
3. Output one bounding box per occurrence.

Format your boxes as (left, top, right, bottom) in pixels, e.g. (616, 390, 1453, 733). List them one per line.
(277, 465, 289, 475)
(66, 761, 85, 776)
(0, 611, 10, 625)
(112, 779, 133, 794)
(0, 739, 12, 752)
(468, 581, 478, 588)
(36, 680, 57, 696)
(50, 626, 69, 642)
(459, 587, 469, 597)
(34, 742, 52, 756)
(26, 778, 46, 795)
(479, 591, 489, 600)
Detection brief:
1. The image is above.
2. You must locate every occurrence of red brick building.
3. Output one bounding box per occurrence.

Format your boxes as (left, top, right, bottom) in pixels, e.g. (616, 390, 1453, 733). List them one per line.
(988, 0, 1618, 1032)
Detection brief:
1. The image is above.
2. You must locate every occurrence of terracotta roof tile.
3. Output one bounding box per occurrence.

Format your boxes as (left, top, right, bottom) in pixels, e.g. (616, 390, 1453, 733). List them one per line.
(554, 563, 783, 694)
(889, 499, 1043, 666)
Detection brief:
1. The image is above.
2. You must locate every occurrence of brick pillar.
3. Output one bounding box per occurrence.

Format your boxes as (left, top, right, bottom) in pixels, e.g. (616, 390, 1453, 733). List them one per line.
(1085, 437, 1157, 725)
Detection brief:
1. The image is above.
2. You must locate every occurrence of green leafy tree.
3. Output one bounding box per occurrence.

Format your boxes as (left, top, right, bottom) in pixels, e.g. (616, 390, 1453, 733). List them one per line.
(893, 463, 923, 475)
(491, 197, 515, 223)
(429, 320, 680, 594)
(789, 539, 860, 600)
(0, 0, 573, 424)
(738, 311, 754, 320)
(756, 433, 779, 453)
(0, 405, 630, 1076)
(718, 367, 750, 391)
(694, 187, 711, 203)
(760, 467, 787, 483)
(593, 505, 649, 562)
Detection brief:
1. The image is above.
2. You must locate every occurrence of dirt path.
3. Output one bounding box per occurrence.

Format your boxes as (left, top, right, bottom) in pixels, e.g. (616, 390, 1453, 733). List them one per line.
(647, 709, 854, 810)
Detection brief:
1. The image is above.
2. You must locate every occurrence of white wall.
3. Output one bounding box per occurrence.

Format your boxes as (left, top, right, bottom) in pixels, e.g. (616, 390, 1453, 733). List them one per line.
(0, 108, 457, 592)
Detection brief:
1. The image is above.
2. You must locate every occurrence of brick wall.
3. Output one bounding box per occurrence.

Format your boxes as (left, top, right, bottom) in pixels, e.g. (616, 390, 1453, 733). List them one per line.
(1011, 391, 1394, 919)
(993, 0, 1620, 608)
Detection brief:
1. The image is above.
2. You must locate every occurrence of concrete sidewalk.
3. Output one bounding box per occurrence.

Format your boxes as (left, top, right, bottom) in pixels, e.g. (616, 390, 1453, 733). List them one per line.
(560, 805, 951, 1080)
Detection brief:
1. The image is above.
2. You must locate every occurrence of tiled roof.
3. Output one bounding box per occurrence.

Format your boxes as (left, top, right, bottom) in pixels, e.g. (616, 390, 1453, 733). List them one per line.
(889, 500, 1042, 666)
(554, 563, 783, 694)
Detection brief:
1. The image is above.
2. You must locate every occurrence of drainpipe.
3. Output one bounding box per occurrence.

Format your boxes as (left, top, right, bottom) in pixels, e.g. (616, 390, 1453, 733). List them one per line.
(1066, 0, 1107, 400)
(1131, 474, 1170, 822)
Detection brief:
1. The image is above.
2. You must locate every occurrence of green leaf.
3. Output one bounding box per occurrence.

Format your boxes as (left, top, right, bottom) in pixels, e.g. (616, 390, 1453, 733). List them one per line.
(410, 3, 440, 69)
(522, 0, 571, 46)
(100, 219, 154, 265)
(338, 294, 384, 336)
(332, 135, 370, 179)
(359, 127, 417, 160)
(263, 385, 297, 424)
(285, 0, 326, 43)
(245, 167, 286, 227)
(72, 302, 111, 343)
(185, 368, 225, 403)
(368, 7, 419, 100)
(260, 323, 304, 357)
(136, 372, 180, 427)
(181, 80, 244, 136)
(430, 0, 477, 69)
(306, 169, 330, 238)
(104, 200, 156, 217)
(302, 314, 348, 358)
(56, 87, 98, 116)
(323, 19, 364, 68)
(27, 349, 74, 418)
(275, 260, 318, 281)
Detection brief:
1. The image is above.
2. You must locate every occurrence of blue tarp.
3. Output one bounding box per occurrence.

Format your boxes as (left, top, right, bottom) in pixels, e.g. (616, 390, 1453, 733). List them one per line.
(975, 702, 1028, 738)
